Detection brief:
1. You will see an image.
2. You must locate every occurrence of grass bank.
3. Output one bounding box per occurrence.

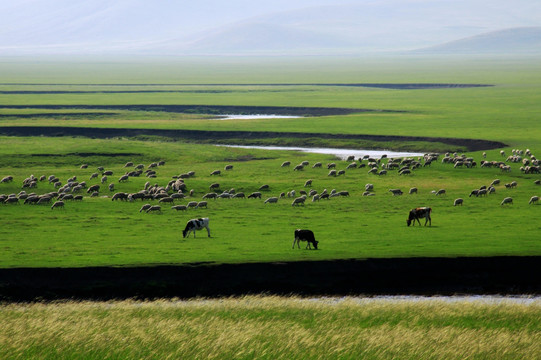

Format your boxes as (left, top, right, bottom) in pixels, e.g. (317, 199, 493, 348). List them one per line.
(1, 296, 539, 359)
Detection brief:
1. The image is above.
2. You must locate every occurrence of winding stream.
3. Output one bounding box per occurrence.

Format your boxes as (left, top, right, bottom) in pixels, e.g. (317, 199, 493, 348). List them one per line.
(219, 144, 425, 160)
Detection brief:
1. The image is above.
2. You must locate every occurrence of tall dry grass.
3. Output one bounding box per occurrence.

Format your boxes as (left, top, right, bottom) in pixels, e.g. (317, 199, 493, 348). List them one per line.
(1, 296, 540, 359)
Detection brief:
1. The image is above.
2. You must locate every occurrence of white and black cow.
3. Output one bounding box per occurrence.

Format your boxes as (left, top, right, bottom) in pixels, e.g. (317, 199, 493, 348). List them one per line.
(292, 229, 318, 250)
(182, 217, 211, 238)
(406, 207, 432, 227)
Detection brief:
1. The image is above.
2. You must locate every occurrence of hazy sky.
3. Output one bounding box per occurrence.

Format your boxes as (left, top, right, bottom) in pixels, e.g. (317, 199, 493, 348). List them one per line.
(1, 0, 540, 54)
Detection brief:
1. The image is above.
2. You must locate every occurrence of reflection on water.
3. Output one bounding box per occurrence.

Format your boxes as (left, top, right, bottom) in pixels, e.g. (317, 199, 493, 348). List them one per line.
(214, 114, 302, 120)
(219, 144, 425, 160)
(307, 295, 541, 305)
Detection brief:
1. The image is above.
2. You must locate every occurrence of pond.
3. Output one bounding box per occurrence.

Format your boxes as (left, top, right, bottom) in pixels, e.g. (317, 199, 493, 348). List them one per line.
(218, 145, 425, 160)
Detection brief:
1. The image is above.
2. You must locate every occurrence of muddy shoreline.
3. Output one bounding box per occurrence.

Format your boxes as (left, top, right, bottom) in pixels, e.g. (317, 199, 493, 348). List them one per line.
(0, 257, 538, 301)
(0, 126, 506, 152)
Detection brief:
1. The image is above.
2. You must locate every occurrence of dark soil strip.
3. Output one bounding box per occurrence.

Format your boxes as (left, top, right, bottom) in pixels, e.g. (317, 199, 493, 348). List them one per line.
(0, 83, 493, 90)
(0, 112, 117, 118)
(0, 126, 507, 152)
(0, 257, 538, 301)
(0, 104, 393, 116)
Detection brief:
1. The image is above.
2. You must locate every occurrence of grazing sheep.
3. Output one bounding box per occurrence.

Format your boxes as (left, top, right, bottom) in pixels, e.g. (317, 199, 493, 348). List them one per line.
(293, 164, 304, 171)
(304, 179, 313, 187)
(312, 194, 320, 202)
(264, 197, 278, 204)
(90, 173, 98, 180)
(101, 176, 108, 184)
(368, 168, 378, 175)
(36, 196, 52, 205)
(187, 201, 198, 209)
(328, 170, 337, 177)
(111, 192, 128, 201)
(501, 197, 513, 205)
(159, 197, 174, 204)
(491, 179, 500, 186)
(338, 191, 350, 197)
(232, 192, 246, 199)
(51, 200, 64, 209)
(118, 175, 129, 182)
(362, 191, 374, 196)
(259, 184, 270, 191)
(281, 161, 291, 167)
(1, 175, 14, 183)
(4, 197, 19, 204)
(365, 183, 374, 192)
(203, 193, 218, 200)
(435, 189, 446, 196)
(346, 162, 357, 169)
(409, 187, 418, 195)
(346, 155, 355, 162)
(535, 180, 541, 185)
(378, 170, 387, 176)
(197, 201, 208, 208)
(301, 161, 309, 166)
(103, 170, 113, 176)
(312, 162, 322, 168)
(146, 205, 162, 213)
(87, 184, 100, 193)
(209, 183, 220, 191)
(171, 205, 187, 211)
(248, 192, 262, 199)
(210, 170, 221, 176)
(124, 162, 134, 167)
(453, 198, 464, 206)
(80, 164, 88, 169)
(529, 196, 539, 205)
(389, 189, 403, 196)
(291, 197, 306, 206)
(338, 170, 346, 176)
(399, 169, 411, 175)
(108, 183, 115, 192)
(225, 164, 233, 171)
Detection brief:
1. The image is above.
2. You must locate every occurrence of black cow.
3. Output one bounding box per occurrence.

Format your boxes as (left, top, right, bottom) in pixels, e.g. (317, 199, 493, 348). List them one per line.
(406, 207, 432, 227)
(182, 217, 211, 238)
(292, 229, 318, 249)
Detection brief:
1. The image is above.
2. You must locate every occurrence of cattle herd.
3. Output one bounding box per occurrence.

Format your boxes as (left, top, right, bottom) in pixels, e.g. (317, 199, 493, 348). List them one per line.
(1, 148, 540, 248)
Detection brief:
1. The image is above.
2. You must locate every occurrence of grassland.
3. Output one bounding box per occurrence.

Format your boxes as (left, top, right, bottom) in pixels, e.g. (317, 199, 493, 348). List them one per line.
(1, 55, 540, 359)
(1, 56, 541, 268)
(1, 296, 540, 359)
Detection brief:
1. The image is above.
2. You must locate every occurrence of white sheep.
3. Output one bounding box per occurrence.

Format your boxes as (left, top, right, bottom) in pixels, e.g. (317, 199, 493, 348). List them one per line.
(264, 197, 278, 204)
(501, 197, 513, 205)
(453, 198, 464, 206)
(529, 196, 539, 205)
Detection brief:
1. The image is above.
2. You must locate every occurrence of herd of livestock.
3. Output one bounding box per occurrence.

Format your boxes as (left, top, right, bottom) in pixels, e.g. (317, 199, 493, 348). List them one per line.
(1, 149, 540, 218)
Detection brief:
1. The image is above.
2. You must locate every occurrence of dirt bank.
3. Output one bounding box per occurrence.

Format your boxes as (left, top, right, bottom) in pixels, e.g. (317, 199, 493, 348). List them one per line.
(0, 126, 506, 152)
(0, 104, 386, 116)
(0, 257, 538, 301)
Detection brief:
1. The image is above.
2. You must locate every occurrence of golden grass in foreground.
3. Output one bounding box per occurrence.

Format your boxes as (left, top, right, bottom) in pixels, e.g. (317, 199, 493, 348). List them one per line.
(1, 296, 540, 359)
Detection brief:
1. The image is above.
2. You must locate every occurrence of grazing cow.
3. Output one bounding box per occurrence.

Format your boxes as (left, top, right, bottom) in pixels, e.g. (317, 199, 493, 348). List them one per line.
(406, 207, 432, 227)
(183, 218, 211, 238)
(292, 229, 318, 250)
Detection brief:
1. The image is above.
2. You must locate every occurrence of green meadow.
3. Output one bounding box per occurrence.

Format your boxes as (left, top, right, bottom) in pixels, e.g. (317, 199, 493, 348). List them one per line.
(1, 56, 541, 268)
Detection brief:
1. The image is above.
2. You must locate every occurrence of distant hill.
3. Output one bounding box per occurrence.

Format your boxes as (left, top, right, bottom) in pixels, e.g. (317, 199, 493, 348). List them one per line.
(414, 27, 541, 54)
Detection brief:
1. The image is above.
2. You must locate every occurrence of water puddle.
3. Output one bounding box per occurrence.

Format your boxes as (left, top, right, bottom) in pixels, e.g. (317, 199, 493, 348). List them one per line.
(218, 144, 424, 160)
(213, 114, 303, 120)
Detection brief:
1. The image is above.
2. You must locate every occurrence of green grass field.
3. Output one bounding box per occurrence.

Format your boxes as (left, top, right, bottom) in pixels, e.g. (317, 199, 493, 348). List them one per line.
(1, 56, 541, 268)
(1, 55, 541, 360)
